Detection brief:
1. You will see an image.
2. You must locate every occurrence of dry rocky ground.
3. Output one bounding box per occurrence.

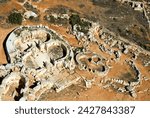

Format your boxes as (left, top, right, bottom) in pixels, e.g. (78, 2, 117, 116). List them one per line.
(0, 0, 150, 101)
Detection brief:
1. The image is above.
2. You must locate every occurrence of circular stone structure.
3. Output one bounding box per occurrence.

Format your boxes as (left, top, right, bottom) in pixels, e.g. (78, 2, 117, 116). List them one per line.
(5, 26, 71, 65)
(0, 25, 79, 101)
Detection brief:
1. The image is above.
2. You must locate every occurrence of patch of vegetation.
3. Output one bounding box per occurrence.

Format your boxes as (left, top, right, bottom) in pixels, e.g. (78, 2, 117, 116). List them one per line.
(69, 14, 91, 34)
(46, 5, 79, 15)
(50, 6, 68, 14)
(44, 15, 68, 26)
(23, 2, 38, 14)
(141, 44, 150, 51)
(0, 0, 10, 3)
(116, 24, 150, 51)
(78, 20, 92, 34)
(91, 0, 118, 8)
(69, 14, 81, 27)
(8, 12, 23, 25)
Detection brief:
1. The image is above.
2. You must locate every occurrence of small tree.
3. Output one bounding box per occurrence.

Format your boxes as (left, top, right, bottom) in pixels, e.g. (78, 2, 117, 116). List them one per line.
(69, 14, 81, 27)
(8, 12, 23, 25)
(69, 14, 91, 34)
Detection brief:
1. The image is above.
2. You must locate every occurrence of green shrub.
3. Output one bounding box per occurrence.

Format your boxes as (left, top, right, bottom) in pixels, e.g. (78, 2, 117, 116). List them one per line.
(8, 12, 23, 25)
(69, 14, 91, 34)
(69, 14, 81, 27)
